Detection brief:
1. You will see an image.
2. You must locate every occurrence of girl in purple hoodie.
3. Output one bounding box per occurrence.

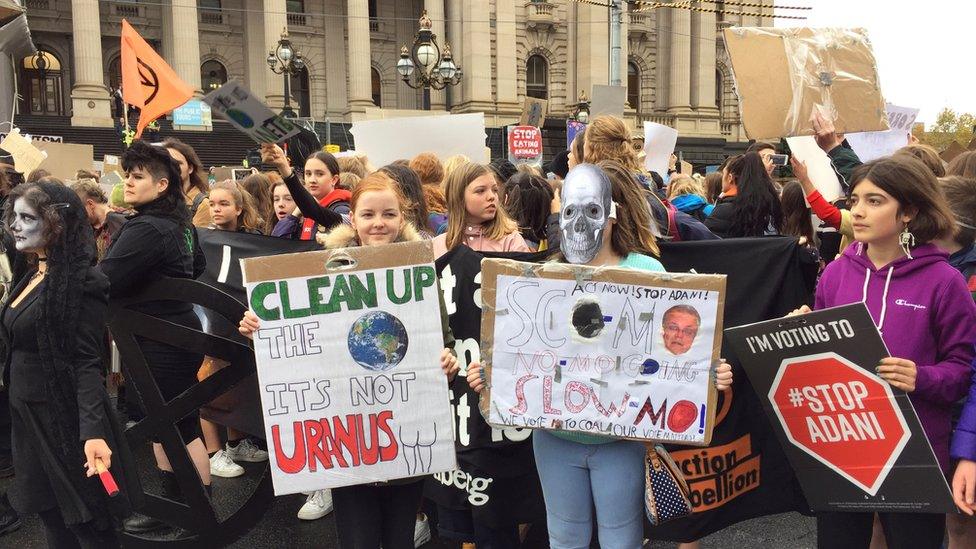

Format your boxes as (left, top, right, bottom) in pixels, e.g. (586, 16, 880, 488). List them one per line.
(800, 155, 976, 548)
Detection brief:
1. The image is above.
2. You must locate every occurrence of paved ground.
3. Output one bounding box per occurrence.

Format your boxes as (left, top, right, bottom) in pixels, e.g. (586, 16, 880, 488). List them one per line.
(0, 459, 818, 549)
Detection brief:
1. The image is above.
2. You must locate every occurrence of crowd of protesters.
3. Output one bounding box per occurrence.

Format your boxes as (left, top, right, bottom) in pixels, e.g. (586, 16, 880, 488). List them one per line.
(0, 111, 974, 549)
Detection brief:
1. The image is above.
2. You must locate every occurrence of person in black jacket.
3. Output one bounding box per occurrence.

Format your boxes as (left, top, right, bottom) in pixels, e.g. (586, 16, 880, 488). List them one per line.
(2, 181, 137, 547)
(97, 141, 210, 534)
(705, 152, 782, 238)
(264, 144, 349, 240)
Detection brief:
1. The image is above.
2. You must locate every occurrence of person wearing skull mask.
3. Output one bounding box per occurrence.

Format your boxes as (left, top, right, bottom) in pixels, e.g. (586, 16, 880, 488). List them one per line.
(2, 181, 137, 547)
(467, 162, 733, 548)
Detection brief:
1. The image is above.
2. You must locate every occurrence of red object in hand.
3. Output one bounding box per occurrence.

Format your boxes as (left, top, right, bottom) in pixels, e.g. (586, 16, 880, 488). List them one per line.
(94, 458, 119, 497)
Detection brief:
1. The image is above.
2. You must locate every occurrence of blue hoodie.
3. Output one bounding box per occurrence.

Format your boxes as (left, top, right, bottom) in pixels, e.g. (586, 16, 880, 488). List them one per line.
(816, 242, 976, 470)
(670, 193, 715, 220)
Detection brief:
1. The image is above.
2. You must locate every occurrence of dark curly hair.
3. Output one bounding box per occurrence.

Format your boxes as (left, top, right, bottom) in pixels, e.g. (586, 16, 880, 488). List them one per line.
(122, 140, 190, 226)
(3, 182, 106, 523)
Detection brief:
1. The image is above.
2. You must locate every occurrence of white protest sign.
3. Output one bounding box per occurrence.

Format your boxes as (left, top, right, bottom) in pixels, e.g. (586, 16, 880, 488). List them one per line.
(0, 128, 46, 175)
(350, 113, 486, 168)
(481, 260, 726, 444)
(242, 241, 456, 495)
(203, 80, 300, 144)
(643, 121, 679, 177)
(845, 103, 919, 162)
(786, 136, 844, 202)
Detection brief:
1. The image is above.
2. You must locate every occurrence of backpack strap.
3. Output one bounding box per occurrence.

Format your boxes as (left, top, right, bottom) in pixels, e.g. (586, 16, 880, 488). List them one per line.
(190, 191, 208, 216)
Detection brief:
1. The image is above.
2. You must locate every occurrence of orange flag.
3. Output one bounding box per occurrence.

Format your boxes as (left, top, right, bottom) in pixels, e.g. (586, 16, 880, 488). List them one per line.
(120, 19, 193, 138)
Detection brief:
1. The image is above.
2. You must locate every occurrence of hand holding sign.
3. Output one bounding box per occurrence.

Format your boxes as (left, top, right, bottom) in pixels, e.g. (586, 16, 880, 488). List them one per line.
(875, 357, 917, 393)
(812, 110, 844, 153)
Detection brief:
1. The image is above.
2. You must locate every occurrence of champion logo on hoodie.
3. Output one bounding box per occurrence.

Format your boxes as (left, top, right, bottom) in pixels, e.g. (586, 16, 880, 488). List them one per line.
(894, 299, 926, 311)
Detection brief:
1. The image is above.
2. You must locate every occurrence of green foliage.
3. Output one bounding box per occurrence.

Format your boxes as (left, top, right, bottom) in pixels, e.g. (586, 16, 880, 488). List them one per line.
(918, 108, 975, 152)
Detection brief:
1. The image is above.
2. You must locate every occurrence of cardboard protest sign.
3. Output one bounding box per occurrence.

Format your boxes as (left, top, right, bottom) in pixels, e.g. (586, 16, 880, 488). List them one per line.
(103, 154, 123, 175)
(566, 120, 587, 149)
(591, 85, 627, 118)
(723, 27, 888, 140)
(204, 80, 300, 144)
(0, 132, 61, 143)
(35, 141, 94, 181)
(507, 125, 543, 166)
(350, 113, 487, 168)
(784, 136, 843, 201)
(725, 304, 954, 513)
(679, 160, 693, 175)
(480, 259, 726, 444)
(644, 121, 679, 177)
(520, 97, 548, 128)
(242, 241, 456, 494)
(942, 140, 966, 163)
(845, 103, 919, 162)
(0, 129, 46, 175)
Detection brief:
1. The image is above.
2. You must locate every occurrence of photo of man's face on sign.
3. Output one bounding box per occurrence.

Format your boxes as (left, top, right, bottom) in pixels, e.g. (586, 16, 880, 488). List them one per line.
(662, 305, 701, 356)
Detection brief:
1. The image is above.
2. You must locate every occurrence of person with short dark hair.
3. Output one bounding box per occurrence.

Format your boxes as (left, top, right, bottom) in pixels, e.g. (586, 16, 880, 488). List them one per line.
(97, 141, 211, 534)
(549, 149, 571, 180)
(800, 155, 976, 547)
(746, 141, 777, 177)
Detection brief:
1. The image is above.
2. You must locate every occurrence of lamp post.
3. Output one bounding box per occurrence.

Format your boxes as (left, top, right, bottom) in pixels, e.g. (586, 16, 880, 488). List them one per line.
(396, 10, 462, 110)
(572, 90, 591, 123)
(267, 29, 305, 119)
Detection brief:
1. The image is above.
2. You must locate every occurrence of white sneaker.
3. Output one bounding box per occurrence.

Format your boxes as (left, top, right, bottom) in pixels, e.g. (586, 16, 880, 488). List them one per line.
(224, 439, 269, 463)
(414, 513, 431, 547)
(209, 450, 244, 478)
(297, 489, 333, 520)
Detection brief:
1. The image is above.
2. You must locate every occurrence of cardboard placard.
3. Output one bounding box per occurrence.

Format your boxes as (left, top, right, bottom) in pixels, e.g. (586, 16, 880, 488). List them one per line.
(0, 132, 61, 143)
(203, 80, 300, 144)
(103, 154, 123, 175)
(723, 27, 888, 140)
(479, 258, 726, 445)
(590, 85, 627, 118)
(680, 160, 693, 175)
(643, 121, 679, 177)
(0, 129, 46, 175)
(507, 125, 543, 166)
(350, 113, 487, 168)
(520, 97, 548, 128)
(725, 304, 954, 513)
(785, 135, 844, 202)
(941, 141, 966, 163)
(35, 141, 94, 181)
(241, 241, 457, 494)
(845, 103, 919, 162)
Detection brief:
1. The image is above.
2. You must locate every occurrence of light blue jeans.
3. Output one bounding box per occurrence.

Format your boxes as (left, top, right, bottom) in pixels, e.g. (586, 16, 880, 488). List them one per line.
(532, 430, 646, 549)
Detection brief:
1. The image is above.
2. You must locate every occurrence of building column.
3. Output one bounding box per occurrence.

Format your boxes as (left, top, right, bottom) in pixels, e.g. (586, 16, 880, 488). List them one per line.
(161, 0, 174, 66)
(691, 10, 717, 114)
(424, 0, 447, 111)
(243, 0, 267, 100)
(346, 0, 373, 115)
(620, 4, 629, 105)
(171, 0, 203, 97)
(445, 0, 462, 110)
(70, 0, 112, 127)
(263, 0, 287, 108)
(458, 0, 491, 109)
(494, 0, 518, 116)
(575, 2, 609, 104)
(667, 8, 692, 114)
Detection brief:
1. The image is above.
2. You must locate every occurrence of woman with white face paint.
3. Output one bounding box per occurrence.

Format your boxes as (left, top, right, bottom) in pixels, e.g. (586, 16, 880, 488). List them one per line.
(467, 162, 733, 549)
(2, 181, 137, 548)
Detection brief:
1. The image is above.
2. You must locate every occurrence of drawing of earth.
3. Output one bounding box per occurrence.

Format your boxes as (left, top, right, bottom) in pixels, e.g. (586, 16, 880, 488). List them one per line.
(347, 311, 408, 371)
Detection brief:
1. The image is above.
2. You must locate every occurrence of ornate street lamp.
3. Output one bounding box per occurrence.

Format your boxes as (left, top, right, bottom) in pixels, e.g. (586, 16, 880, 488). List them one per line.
(397, 10, 462, 110)
(572, 90, 591, 123)
(267, 29, 306, 118)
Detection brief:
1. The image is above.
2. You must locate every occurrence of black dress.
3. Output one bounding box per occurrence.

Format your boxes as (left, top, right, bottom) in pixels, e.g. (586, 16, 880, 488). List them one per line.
(1, 271, 136, 526)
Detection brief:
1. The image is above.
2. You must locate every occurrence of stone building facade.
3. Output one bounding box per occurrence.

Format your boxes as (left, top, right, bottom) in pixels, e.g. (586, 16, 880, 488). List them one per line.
(21, 0, 772, 143)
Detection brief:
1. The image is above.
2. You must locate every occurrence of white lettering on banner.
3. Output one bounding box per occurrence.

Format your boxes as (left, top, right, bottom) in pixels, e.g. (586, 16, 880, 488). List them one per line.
(745, 320, 855, 354)
(433, 469, 493, 506)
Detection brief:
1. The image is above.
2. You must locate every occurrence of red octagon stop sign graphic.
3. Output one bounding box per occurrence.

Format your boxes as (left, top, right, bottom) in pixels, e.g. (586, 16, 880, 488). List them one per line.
(768, 352, 910, 495)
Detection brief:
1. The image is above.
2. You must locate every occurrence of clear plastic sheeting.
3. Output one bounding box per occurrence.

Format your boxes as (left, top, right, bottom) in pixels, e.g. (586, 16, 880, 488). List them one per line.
(723, 27, 889, 140)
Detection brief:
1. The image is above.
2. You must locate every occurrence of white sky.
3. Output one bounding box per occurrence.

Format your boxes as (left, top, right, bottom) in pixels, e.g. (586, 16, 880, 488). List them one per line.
(774, 0, 974, 126)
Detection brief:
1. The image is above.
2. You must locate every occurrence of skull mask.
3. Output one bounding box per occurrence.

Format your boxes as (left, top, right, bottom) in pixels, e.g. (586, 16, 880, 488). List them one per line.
(560, 164, 613, 264)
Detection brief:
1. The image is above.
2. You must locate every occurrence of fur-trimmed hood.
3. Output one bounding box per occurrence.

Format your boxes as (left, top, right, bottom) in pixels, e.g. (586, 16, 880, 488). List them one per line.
(318, 222, 423, 249)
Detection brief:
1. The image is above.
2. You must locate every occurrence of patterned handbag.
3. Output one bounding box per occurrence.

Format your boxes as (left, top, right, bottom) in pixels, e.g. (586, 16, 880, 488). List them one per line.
(644, 444, 693, 525)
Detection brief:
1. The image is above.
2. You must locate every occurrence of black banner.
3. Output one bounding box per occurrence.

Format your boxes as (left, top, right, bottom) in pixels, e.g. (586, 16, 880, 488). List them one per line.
(725, 303, 954, 513)
(647, 237, 815, 542)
